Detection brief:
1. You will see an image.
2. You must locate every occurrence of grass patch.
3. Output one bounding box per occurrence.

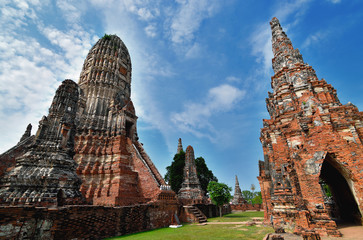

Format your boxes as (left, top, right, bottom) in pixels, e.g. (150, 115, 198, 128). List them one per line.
(106, 211, 272, 240)
(208, 211, 264, 222)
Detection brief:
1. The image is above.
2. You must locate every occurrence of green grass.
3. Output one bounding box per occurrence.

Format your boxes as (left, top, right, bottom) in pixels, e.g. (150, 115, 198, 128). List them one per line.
(208, 211, 264, 222)
(106, 211, 272, 240)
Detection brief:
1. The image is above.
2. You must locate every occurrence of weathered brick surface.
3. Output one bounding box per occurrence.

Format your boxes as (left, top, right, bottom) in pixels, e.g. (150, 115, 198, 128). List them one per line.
(0, 202, 178, 240)
(231, 204, 262, 211)
(258, 17, 363, 237)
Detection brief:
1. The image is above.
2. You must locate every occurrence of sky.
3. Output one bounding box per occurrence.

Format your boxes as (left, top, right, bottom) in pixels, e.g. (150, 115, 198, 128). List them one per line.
(1, 0, 363, 192)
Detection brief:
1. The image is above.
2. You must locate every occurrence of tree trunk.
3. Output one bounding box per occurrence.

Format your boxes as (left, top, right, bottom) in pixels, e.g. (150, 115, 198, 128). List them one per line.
(219, 206, 222, 217)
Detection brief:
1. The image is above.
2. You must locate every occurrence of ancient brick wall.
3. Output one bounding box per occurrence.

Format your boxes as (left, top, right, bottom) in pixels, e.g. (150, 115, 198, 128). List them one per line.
(230, 204, 262, 211)
(0, 202, 178, 240)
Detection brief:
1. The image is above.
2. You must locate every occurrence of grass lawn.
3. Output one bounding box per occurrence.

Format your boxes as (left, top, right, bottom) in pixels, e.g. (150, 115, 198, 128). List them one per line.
(208, 211, 265, 222)
(106, 211, 272, 240)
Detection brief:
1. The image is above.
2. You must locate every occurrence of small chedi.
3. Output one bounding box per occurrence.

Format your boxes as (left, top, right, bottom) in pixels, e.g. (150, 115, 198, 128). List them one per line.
(231, 175, 245, 205)
(258, 17, 363, 237)
(178, 144, 204, 205)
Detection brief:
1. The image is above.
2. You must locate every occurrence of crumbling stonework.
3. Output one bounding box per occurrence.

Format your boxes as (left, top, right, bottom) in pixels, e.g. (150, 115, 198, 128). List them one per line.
(258, 17, 363, 237)
(178, 145, 204, 205)
(0, 80, 83, 206)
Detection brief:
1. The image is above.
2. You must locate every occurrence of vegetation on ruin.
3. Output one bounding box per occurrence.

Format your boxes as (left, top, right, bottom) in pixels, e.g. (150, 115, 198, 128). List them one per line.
(102, 34, 112, 40)
(207, 181, 232, 217)
(107, 212, 272, 240)
(165, 152, 217, 194)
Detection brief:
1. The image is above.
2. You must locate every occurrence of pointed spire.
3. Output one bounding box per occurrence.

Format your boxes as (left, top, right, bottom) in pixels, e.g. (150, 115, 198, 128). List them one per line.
(270, 17, 304, 75)
(177, 138, 183, 153)
(232, 175, 245, 205)
(178, 145, 204, 204)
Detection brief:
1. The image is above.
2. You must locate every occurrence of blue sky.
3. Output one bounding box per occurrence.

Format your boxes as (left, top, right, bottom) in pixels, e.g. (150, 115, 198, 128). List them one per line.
(1, 0, 362, 192)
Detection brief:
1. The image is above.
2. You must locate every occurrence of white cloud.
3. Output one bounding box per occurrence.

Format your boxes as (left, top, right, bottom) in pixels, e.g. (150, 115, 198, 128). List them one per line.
(185, 42, 202, 59)
(169, 0, 219, 44)
(0, 1, 97, 153)
(302, 30, 330, 48)
(327, 0, 341, 3)
(0, 0, 41, 32)
(56, 0, 83, 23)
(145, 24, 157, 38)
(171, 84, 246, 140)
(226, 76, 241, 83)
(250, 24, 273, 77)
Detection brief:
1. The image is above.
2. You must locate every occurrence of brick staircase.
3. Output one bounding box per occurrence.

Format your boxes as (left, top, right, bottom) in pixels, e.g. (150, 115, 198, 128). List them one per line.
(185, 205, 207, 223)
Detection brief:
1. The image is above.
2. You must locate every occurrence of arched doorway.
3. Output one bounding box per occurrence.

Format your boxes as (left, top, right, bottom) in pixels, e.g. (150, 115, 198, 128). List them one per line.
(319, 154, 362, 225)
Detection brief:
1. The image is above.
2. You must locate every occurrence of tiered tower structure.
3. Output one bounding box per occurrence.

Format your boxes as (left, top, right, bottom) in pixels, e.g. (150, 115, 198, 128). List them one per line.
(0, 35, 169, 207)
(74, 35, 165, 206)
(178, 145, 204, 205)
(258, 18, 363, 237)
(231, 175, 245, 204)
(0, 80, 83, 206)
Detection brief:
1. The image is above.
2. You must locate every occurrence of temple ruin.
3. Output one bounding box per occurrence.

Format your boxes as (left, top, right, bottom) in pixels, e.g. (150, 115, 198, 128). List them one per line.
(258, 17, 363, 238)
(0, 34, 179, 239)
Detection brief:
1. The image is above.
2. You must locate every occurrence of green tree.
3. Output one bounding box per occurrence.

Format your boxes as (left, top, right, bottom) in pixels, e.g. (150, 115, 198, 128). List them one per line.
(252, 191, 262, 204)
(207, 181, 232, 217)
(242, 190, 254, 203)
(165, 153, 217, 194)
(195, 157, 218, 193)
(164, 151, 185, 193)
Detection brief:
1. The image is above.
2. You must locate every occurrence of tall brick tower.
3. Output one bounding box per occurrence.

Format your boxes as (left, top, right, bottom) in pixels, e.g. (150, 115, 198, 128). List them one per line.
(178, 145, 204, 205)
(258, 18, 363, 237)
(74, 35, 165, 206)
